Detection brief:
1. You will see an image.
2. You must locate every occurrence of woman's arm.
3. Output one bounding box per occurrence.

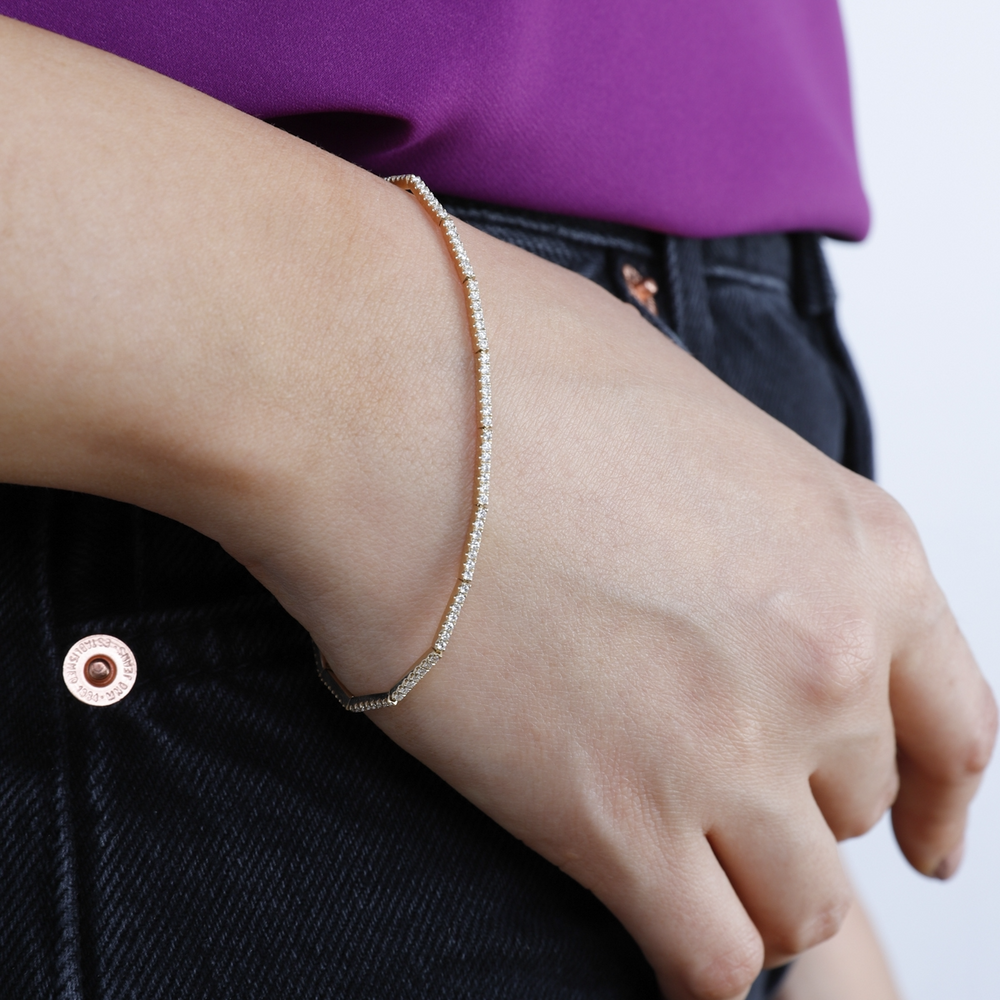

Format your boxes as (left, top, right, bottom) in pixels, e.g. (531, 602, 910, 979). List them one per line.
(1, 16, 993, 1000)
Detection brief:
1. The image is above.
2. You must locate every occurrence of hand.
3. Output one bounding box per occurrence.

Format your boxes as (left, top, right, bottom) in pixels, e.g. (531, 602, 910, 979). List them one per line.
(257, 225, 995, 998)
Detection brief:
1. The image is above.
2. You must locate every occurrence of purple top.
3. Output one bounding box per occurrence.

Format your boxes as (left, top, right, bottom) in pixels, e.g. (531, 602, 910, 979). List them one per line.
(3, 1, 869, 239)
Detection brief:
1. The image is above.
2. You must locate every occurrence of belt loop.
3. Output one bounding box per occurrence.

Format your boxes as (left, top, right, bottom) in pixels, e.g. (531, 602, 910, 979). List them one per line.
(664, 236, 716, 369)
(790, 234, 875, 480)
(790, 233, 837, 318)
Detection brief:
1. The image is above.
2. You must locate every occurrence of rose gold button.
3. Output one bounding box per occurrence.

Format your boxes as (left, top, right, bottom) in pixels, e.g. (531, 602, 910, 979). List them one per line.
(622, 263, 660, 316)
(62, 634, 137, 706)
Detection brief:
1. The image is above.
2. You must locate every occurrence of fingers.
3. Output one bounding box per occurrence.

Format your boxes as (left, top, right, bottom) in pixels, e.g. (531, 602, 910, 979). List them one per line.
(889, 591, 997, 877)
(892, 749, 973, 878)
(808, 694, 900, 842)
(608, 834, 764, 1000)
(708, 790, 851, 968)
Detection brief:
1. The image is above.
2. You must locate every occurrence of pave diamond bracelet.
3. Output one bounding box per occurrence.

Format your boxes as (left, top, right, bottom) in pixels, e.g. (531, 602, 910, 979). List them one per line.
(315, 175, 491, 712)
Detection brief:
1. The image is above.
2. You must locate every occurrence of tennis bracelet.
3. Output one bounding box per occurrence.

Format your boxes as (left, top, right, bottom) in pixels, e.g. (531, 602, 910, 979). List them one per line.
(315, 175, 492, 712)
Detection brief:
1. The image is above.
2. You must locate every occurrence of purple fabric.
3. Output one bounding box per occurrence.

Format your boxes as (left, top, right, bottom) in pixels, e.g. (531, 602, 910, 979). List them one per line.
(3, 1, 869, 239)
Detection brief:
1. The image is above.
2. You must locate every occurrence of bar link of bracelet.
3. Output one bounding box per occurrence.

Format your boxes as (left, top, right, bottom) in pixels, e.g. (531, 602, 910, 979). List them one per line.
(315, 175, 491, 712)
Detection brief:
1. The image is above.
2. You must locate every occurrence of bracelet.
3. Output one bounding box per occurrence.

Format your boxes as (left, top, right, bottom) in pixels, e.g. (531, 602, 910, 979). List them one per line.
(315, 175, 492, 712)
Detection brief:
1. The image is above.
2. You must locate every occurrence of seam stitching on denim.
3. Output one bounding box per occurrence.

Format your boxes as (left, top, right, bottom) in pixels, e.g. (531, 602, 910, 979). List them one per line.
(703, 265, 789, 293)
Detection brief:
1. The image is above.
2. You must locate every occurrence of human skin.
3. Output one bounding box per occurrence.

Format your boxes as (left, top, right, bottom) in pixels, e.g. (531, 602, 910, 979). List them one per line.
(776, 894, 901, 1000)
(0, 16, 995, 1000)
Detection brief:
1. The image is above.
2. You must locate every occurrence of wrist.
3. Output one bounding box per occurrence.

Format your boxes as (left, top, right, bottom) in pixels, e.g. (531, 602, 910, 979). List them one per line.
(196, 183, 479, 696)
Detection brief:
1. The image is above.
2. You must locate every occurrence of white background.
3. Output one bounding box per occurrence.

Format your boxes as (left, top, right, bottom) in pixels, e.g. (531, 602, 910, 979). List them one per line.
(826, 0, 1000, 996)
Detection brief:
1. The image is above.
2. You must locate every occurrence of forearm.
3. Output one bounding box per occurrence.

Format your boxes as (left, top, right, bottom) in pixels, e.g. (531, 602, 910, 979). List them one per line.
(3, 18, 347, 490)
(0, 16, 480, 691)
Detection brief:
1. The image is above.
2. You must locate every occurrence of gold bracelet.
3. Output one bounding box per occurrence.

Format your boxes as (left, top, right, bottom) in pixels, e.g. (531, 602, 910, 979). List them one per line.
(315, 175, 491, 712)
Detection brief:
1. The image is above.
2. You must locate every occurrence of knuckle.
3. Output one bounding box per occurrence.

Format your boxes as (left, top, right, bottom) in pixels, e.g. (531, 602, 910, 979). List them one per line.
(771, 890, 851, 957)
(959, 694, 998, 777)
(684, 939, 762, 1000)
(922, 689, 999, 787)
(801, 616, 881, 709)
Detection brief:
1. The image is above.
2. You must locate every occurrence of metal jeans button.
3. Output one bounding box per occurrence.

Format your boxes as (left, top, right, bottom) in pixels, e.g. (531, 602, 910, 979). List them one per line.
(621, 262, 660, 316)
(62, 634, 137, 706)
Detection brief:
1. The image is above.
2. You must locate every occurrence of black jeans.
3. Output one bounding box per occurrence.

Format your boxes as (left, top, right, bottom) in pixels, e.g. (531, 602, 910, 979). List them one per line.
(1, 201, 871, 999)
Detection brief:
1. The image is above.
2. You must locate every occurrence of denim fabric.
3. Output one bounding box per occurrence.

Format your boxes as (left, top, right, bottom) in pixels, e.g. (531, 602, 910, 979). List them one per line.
(0, 202, 872, 999)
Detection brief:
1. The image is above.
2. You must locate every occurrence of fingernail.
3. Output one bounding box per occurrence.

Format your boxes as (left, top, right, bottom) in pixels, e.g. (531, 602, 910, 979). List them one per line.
(933, 841, 965, 880)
